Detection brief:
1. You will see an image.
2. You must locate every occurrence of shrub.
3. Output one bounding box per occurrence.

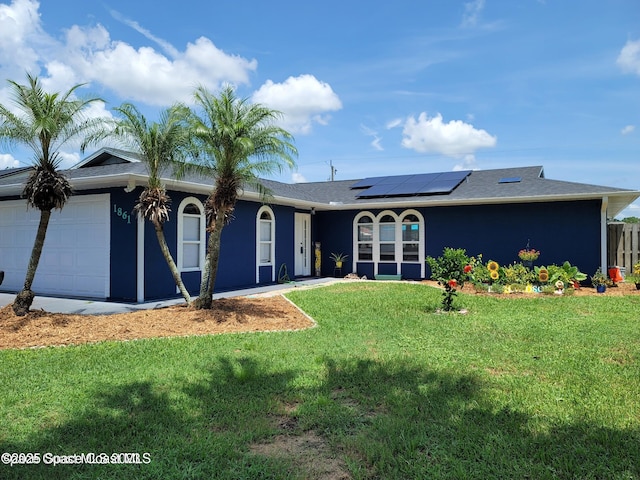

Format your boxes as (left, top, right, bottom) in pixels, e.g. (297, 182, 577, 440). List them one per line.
(426, 247, 472, 311)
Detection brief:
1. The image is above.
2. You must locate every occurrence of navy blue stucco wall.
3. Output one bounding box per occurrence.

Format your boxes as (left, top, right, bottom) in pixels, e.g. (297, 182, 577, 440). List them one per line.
(423, 200, 601, 276)
(143, 190, 209, 300)
(211, 201, 296, 291)
(109, 187, 138, 301)
(99, 185, 301, 300)
(315, 211, 354, 276)
(315, 200, 602, 280)
(274, 205, 296, 282)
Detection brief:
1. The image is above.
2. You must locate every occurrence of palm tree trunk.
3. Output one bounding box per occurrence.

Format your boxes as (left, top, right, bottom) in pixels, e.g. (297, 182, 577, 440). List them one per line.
(152, 220, 192, 304)
(194, 211, 224, 309)
(12, 209, 51, 316)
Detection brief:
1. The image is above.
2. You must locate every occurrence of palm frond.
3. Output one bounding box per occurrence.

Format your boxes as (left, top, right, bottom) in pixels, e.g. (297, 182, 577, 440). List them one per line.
(109, 102, 193, 189)
(23, 166, 72, 211)
(134, 187, 172, 224)
(189, 85, 297, 204)
(0, 73, 107, 171)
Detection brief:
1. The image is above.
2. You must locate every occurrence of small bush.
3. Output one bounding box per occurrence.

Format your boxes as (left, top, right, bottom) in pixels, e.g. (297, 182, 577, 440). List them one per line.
(426, 247, 472, 311)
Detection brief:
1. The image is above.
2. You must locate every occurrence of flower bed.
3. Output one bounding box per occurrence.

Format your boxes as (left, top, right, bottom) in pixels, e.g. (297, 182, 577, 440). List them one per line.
(425, 246, 625, 311)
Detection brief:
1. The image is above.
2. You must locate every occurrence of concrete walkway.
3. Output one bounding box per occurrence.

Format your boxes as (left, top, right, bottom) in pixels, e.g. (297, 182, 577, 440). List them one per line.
(0, 277, 338, 315)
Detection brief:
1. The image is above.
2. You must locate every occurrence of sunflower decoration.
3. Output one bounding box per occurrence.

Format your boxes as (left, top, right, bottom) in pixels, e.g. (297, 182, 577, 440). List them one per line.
(490, 270, 500, 281)
(538, 268, 549, 283)
(487, 261, 499, 272)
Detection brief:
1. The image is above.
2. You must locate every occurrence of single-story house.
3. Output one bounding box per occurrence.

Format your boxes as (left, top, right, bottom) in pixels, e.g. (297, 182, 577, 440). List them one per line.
(1, 148, 638, 301)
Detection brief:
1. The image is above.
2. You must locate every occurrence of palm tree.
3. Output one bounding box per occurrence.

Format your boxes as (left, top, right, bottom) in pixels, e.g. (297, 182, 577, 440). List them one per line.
(109, 103, 193, 303)
(0, 74, 107, 316)
(188, 85, 297, 309)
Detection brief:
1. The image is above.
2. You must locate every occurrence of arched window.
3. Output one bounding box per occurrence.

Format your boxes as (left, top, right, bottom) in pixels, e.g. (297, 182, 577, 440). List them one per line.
(177, 197, 205, 271)
(256, 206, 276, 283)
(401, 213, 420, 262)
(378, 214, 397, 262)
(258, 209, 274, 264)
(356, 214, 374, 261)
(352, 209, 425, 276)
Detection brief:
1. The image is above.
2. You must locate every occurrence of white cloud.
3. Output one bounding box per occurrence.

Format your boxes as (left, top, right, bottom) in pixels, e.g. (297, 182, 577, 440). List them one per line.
(109, 8, 179, 58)
(400, 112, 497, 158)
(0, 0, 45, 81)
(453, 154, 478, 171)
(385, 118, 403, 129)
(61, 26, 258, 106)
(621, 125, 635, 135)
(0, 153, 20, 169)
(0, 1, 258, 107)
(361, 124, 384, 151)
(617, 39, 640, 76)
(291, 172, 307, 183)
(461, 0, 485, 27)
(251, 74, 342, 134)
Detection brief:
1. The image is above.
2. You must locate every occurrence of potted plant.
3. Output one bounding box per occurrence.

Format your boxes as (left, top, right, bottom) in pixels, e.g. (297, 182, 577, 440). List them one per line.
(518, 246, 540, 269)
(591, 268, 608, 293)
(329, 252, 348, 269)
(626, 262, 640, 290)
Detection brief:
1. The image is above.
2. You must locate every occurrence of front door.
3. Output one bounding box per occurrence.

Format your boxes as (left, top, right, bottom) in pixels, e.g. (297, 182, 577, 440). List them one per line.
(294, 213, 311, 276)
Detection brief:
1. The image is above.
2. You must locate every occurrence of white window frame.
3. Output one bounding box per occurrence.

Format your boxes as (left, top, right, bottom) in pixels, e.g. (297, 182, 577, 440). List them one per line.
(354, 212, 374, 263)
(352, 209, 425, 276)
(377, 211, 399, 263)
(256, 206, 275, 283)
(400, 210, 425, 267)
(177, 197, 206, 273)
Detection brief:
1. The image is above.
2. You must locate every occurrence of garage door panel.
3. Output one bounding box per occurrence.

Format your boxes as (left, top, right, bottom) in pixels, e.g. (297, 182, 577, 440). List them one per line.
(73, 275, 106, 296)
(0, 194, 110, 298)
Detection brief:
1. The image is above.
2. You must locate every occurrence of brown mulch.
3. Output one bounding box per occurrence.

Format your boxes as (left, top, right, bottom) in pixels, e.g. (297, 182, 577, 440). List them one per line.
(0, 296, 314, 350)
(2, 280, 639, 351)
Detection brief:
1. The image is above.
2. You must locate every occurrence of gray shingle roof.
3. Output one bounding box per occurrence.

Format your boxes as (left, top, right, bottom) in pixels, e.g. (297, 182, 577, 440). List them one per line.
(1, 149, 637, 217)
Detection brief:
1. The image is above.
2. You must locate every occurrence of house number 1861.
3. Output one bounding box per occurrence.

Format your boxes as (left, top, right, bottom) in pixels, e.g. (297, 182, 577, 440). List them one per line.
(113, 204, 132, 224)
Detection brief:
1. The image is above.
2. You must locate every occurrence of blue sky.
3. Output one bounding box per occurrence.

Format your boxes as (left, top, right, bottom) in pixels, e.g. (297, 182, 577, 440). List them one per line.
(1, 0, 639, 216)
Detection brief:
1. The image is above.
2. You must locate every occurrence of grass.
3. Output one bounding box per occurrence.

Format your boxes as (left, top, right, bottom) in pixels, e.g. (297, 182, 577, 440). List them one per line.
(1, 282, 639, 479)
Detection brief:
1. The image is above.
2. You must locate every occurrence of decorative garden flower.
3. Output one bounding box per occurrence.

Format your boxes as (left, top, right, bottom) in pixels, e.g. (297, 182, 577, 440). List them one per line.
(448, 279, 457, 288)
(555, 280, 564, 289)
(518, 248, 540, 262)
(538, 268, 549, 282)
(464, 264, 472, 273)
(490, 270, 500, 280)
(488, 261, 499, 272)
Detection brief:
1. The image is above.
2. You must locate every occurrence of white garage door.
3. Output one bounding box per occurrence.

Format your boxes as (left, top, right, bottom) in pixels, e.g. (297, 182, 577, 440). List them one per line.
(0, 194, 110, 298)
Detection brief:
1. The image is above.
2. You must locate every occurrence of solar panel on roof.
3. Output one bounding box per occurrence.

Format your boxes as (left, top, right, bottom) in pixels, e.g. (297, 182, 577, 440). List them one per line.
(350, 176, 388, 189)
(419, 180, 461, 194)
(355, 183, 397, 198)
(387, 181, 432, 196)
(353, 170, 471, 198)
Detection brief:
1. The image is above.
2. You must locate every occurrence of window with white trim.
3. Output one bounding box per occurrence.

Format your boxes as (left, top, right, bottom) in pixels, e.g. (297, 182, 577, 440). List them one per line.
(379, 214, 396, 261)
(178, 197, 205, 271)
(353, 210, 425, 266)
(258, 210, 273, 265)
(356, 215, 374, 261)
(401, 214, 420, 262)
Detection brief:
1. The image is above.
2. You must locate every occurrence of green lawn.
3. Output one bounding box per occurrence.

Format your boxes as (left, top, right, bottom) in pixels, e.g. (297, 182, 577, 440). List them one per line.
(1, 282, 639, 479)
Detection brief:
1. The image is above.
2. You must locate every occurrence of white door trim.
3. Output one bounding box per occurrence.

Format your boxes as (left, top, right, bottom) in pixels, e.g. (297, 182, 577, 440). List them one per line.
(294, 213, 311, 277)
